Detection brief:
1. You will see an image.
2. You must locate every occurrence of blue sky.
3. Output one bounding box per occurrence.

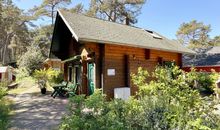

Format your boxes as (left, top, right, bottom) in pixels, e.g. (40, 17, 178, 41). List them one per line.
(13, 0, 220, 39)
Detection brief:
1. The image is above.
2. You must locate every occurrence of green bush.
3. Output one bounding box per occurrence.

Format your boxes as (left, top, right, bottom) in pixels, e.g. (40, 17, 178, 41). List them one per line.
(60, 66, 220, 130)
(197, 72, 214, 94)
(0, 81, 8, 99)
(0, 81, 10, 129)
(17, 46, 44, 75)
(186, 69, 219, 95)
(14, 67, 30, 81)
(33, 68, 63, 88)
(0, 99, 11, 129)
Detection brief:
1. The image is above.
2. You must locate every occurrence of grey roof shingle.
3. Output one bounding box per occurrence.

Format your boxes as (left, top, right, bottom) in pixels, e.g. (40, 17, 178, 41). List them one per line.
(183, 47, 220, 66)
(206, 46, 220, 54)
(58, 10, 194, 54)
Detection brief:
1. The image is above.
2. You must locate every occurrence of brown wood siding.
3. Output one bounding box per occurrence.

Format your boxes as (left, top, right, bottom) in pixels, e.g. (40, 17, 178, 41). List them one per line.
(83, 43, 101, 89)
(103, 44, 181, 99)
(69, 42, 182, 99)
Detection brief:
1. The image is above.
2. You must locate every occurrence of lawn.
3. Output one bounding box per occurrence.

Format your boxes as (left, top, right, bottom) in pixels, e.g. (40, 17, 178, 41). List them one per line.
(8, 77, 53, 95)
(0, 84, 12, 130)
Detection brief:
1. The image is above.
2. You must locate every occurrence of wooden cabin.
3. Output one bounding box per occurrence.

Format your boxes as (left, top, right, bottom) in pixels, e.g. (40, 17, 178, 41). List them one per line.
(43, 58, 64, 71)
(49, 10, 194, 99)
(183, 46, 220, 72)
(0, 66, 15, 82)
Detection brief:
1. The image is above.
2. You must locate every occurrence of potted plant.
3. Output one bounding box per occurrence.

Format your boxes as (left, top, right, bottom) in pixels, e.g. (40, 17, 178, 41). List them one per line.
(38, 79, 47, 94)
(33, 69, 48, 94)
(34, 68, 63, 94)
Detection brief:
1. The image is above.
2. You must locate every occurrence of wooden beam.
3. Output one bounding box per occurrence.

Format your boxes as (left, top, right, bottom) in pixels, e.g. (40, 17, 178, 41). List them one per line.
(99, 44, 105, 90)
(82, 56, 88, 96)
(124, 55, 130, 87)
(145, 49, 150, 60)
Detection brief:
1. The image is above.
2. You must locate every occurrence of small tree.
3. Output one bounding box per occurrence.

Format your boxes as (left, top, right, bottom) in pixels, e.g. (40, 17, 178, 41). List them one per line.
(17, 46, 44, 75)
(176, 20, 211, 52)
(33, 68, 63, 88)
(33, 0, 71, 25)
(87, 0, 146, 24)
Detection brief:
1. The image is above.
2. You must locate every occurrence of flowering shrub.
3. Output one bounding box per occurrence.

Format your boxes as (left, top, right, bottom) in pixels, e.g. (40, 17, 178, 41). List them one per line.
(60, 66, 220, 130)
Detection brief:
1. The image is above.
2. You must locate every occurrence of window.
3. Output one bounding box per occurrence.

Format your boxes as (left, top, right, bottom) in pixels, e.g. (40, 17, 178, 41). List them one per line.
(145, 30, 163, 39)
(163, 61, 176, 68)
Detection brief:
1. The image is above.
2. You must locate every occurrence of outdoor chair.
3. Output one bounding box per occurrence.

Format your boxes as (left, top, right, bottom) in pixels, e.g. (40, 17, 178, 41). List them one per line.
(51, 81, 68, 98)
(64, 83, 79, 97)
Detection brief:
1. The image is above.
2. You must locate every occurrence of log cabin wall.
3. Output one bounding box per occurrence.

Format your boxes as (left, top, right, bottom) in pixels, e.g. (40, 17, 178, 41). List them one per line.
(77, 42, 182, 99)
(44, 60, 63, 70)
(104, 44, 181, 99)
(82, 43, 101, 89)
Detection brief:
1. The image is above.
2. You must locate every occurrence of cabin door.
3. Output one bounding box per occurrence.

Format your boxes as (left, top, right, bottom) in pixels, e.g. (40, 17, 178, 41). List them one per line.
(88, 63, 95, 95)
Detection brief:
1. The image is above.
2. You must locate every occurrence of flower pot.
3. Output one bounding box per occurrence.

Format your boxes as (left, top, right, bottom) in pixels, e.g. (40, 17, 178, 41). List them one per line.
(41, 88, 47, 94)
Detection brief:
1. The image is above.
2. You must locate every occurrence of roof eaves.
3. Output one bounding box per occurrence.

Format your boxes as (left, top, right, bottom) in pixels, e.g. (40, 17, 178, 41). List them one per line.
(79, 37, 195, 54)
(58, 10, 79, 41)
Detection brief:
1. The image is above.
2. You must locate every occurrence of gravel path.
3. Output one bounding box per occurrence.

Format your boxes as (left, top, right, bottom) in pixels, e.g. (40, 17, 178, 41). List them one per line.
(7, 93, 68, 130)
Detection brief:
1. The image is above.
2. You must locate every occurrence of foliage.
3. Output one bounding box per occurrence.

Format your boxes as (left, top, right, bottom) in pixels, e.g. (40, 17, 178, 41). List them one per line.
(87, 0, 146, 24)
(69, 3, 84, 14)
(210, 70, 220, 95)
(14, 67, 30, 81)
(0, 81, 8, 99)
(0, 0, 35, 65)
(33, 68, 63, 88)
(17, 46, 44, 75)
(210, 36, 220, 46)
(0, 80, 10, 130)
(132, 66, 220, 129)
(0, 98, 11, 130)
(196, 72, 215, 94)
(31, 25, 53, 57)
(60, 91, 129, 130)
(32, 0, 71, 24)
(176, 20, 211, 52)
(183, 68, 219, 95)
(61, 66, 220, 130)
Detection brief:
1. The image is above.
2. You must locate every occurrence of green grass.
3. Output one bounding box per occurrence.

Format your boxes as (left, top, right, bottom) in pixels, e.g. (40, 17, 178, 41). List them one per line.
(8, 77, 36, 95)
(8, 76, 54, 95)
(0, 97, 12, 129)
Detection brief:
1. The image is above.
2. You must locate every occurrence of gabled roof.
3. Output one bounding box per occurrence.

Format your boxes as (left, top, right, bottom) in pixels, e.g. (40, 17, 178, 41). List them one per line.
(56, 10, 194, 54)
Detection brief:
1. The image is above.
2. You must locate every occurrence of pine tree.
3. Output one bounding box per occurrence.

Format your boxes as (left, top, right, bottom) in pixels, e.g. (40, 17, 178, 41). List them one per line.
(0, 0, 33, 65)
(33, 0, 71, 25)
(87, 0, 146, 25)
(176, 20, 211, 52)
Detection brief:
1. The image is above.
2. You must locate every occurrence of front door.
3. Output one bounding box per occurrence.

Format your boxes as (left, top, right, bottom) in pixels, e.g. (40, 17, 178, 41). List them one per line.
(88, 63, 95, 95)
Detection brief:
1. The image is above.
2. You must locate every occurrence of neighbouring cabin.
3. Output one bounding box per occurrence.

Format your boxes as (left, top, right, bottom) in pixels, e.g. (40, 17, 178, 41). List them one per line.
(183, 46, 220, 72)
(43, 58, 64, 71)
(49, 10, 194, 99)
(0, 66, 15, 82)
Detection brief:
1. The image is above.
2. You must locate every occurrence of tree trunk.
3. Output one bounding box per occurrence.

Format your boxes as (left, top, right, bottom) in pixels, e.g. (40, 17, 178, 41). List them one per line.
(2, 33, 13, 65)
(51, 4, 55, 25)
